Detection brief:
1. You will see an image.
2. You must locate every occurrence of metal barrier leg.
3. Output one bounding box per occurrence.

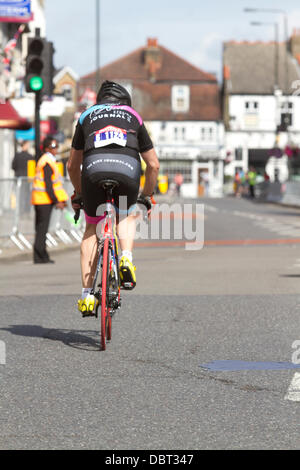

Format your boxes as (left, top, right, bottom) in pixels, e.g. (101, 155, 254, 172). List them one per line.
(46, 233, 58, 247)
(70, 229, 83, 242)
(18, 233, 32, 250)
(55, 229, 72, 244)
(10, 234, 25, 251)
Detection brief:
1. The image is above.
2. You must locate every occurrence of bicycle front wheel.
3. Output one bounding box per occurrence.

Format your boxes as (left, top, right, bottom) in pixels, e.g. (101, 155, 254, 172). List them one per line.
(101, 238, 110, 350)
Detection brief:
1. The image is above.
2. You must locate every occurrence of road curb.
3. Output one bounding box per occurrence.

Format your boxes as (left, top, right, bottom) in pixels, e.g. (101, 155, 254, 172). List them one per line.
(0, 243, 80, 263)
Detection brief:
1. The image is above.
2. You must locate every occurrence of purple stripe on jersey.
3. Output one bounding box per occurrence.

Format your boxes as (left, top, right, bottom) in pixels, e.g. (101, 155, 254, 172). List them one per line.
(112, 106, 143, 125)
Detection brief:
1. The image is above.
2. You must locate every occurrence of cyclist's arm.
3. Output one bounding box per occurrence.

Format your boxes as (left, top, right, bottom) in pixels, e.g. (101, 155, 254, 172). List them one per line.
(67, 147, 83, 195)
(140, 148, 160, 197)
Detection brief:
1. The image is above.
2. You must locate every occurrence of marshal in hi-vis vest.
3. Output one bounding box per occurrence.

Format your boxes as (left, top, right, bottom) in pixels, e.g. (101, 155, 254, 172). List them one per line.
(31, 153, 69, 205)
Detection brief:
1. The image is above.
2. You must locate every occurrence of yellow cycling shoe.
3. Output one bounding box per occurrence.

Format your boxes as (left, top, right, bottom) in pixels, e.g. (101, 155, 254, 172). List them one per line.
(119, 256, 136, 290)
(78, 294, 98, 316)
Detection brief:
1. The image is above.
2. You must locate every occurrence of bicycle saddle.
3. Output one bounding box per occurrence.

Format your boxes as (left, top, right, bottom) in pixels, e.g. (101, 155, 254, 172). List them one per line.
(99, 179, 120, 190)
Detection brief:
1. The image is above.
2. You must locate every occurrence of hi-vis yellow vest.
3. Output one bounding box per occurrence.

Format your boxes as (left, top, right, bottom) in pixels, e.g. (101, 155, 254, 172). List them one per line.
(31, 153, 69, 205)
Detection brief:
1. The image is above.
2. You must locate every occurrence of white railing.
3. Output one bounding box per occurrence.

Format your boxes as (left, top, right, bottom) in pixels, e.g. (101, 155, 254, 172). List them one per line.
(0, 177, 85, 254)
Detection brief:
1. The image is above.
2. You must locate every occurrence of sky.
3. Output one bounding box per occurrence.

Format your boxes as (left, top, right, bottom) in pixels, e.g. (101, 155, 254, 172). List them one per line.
(45, 0, 300, 82)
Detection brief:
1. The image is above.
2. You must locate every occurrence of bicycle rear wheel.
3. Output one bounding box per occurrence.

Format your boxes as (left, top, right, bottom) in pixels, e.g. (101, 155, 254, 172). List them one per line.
(101, 238, 110, 350)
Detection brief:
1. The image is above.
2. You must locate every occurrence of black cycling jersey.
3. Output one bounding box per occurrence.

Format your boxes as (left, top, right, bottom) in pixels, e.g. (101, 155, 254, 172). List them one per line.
(72, 103, 153, 160)
(72, 102, 153, 219)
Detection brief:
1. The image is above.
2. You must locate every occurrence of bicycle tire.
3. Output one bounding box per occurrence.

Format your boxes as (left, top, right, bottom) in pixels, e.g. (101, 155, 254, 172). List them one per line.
(101, 238, 110, 350)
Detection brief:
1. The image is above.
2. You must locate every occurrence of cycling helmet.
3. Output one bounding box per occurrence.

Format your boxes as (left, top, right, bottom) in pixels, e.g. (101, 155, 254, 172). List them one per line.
(97, 80, 132, 106)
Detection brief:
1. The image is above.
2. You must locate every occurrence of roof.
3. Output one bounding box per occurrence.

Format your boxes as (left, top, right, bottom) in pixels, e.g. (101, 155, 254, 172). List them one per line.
(54, 66, 79, 84)
(79, 40, 221, 121)
(81, 44, 217, 84)
(0, 100, 31, 130)
(223, 41, 300, 95)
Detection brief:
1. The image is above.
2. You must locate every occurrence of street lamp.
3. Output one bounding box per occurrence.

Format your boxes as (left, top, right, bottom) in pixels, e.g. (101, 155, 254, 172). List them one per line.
(246, 8, 291, 179)
(244, 7, 289, 103)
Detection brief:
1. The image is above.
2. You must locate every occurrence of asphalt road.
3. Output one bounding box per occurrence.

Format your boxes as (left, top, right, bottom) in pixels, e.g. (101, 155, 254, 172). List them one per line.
(0, 196, 300, 450)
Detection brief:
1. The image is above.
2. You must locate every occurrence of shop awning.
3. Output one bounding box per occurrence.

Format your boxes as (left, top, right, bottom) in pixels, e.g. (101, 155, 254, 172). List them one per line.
(0, 100, 31, 130)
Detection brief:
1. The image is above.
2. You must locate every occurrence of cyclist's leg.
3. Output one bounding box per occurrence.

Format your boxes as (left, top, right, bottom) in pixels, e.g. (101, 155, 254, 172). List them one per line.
(116, 198, 139, 289)
(81, 222, 98, 288)
(77, 220, 100, 314)
(117, 212, 136, 253)
(78, 163, 106, 313)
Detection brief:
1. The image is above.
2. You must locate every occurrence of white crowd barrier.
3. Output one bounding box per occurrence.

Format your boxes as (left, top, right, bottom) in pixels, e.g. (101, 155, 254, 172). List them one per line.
(0, 177, 85, 254)
(256, 181, 300, 206)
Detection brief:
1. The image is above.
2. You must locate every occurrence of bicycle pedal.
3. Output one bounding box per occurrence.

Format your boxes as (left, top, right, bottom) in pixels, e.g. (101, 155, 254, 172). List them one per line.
(122, 282, 135, 291)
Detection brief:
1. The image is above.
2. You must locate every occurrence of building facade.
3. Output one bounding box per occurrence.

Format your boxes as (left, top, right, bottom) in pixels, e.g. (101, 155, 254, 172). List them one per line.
(0, 0, 45, 178)
(223, 34, 300, 183)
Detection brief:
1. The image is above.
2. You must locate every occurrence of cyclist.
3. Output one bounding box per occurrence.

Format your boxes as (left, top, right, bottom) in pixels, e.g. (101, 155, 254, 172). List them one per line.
(67, 80, 160, 314)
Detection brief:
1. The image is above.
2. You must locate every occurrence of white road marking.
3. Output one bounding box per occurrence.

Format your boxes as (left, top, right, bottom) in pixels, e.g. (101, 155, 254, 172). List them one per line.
(204, 205, 219, 213)
(284, 373, 300, 401)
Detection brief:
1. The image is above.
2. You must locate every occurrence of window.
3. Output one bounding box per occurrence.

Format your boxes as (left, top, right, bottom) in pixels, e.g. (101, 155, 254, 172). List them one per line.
(200, 127, 215, 141)
(281, 101, 293, 111)
(174, 126, 186, 141)
(61, 85, 73, 102)
(245, 101, 259, 112)
(160, 161, 192, 183)
(235, 148, 243, 161)
(172, 85, 190, 113)
(280, 113, 293, 130)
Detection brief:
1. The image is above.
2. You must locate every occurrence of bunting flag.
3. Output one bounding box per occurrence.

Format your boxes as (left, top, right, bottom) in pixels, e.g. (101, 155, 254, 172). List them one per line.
(2, 24, 26, 74)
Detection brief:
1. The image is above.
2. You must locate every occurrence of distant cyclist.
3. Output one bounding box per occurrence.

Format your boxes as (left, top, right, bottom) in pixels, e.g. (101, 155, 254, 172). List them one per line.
(67, 80, 160, 314)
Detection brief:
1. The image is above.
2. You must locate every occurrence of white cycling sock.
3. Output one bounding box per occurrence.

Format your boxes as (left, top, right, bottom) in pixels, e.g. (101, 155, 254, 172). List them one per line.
(82, 288, 92, 300)
(122, 250, 133, 263)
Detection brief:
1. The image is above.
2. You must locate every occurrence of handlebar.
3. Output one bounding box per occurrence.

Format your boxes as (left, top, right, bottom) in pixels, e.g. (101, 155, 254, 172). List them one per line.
(72, 195, 156, 224)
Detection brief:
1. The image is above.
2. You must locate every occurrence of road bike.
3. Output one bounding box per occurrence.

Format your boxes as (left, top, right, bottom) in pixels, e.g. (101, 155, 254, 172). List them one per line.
(75, 180, 124, 350)
(74, 180, 152, 350)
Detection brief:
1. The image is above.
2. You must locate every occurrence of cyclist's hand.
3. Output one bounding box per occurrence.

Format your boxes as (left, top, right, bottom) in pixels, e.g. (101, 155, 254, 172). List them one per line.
(71, 192, 83, 211)
(137, 193, 156, 219)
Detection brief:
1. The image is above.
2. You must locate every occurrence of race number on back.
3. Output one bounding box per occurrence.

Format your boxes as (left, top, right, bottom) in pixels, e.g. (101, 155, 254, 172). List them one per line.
(94, 126, 127, 148)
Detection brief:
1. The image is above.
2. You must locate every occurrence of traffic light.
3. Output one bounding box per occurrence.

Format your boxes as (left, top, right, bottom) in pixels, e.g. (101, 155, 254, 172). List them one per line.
(25, 36, 54, 96)
(42, 41, 54, 96)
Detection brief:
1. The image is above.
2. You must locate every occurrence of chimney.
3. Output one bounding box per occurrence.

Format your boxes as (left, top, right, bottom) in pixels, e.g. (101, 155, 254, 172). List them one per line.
(289, 28, 300, 62)
(143, 38, 162, 82)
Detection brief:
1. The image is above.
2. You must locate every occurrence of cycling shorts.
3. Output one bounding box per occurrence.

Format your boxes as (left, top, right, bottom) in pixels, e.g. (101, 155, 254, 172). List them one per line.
(81, 153, 141, 224)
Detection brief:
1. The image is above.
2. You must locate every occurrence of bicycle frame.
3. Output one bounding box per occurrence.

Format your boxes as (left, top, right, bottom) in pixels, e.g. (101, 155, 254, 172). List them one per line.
(93, 203, 119, 290)
(90, 184, 121, 350)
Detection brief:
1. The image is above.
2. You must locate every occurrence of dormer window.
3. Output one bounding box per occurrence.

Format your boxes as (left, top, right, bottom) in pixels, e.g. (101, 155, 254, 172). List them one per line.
(172, 85, 190, 113)
(62, 84, 73, 102)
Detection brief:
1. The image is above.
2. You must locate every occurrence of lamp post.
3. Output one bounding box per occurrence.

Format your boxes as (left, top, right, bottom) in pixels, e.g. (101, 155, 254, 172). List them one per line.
(245, 7, 291, 180)
(244, 8, 289, 110)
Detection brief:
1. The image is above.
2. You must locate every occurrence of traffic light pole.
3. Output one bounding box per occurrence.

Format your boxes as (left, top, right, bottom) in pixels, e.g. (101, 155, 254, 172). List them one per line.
(34, 90, 41, 162)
